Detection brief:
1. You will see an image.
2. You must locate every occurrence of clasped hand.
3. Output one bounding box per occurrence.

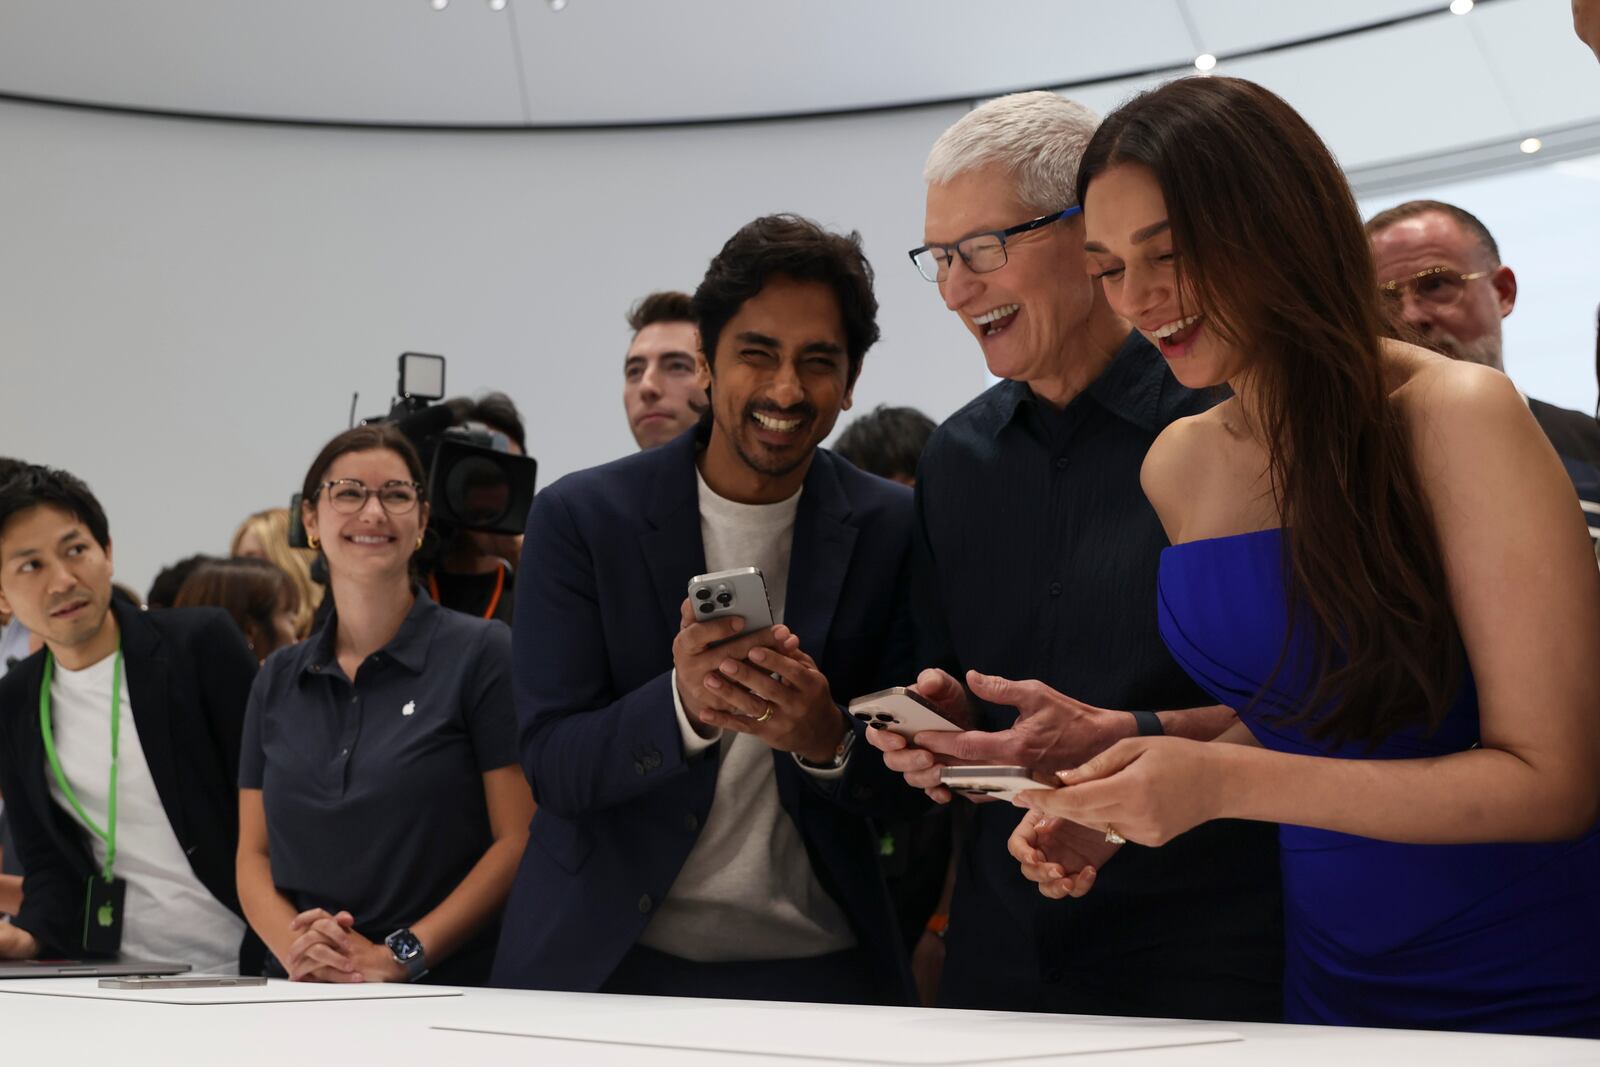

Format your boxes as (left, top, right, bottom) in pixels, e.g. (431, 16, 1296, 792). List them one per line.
(1013, 736, 1226, 848)
(671, 599, 847, 765)
(1006, 738, 1225, 899)
(282, 908, 405, 983)
(864, 668, 1138, 803)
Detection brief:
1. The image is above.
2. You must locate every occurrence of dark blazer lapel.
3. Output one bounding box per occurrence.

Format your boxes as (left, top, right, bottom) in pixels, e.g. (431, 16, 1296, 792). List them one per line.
(773, 450, 859, 813)
(783, 451, 858, 661)
(114, 600, 189, 845)
(638, 431, 709, 640)
(15, 654, 86, 869)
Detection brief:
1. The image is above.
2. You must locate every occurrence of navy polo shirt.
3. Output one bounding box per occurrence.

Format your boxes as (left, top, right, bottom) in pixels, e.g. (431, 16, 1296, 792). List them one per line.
(239, 589, 517, 942)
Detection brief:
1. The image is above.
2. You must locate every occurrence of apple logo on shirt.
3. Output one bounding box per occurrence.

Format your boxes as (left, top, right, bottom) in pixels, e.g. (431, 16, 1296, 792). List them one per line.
(402, 700, 416, 717)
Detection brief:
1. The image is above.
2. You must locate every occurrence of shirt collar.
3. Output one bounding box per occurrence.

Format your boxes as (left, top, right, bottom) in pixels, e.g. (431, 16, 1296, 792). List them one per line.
(304, 585, 439, 677)
(1085, 331, 1183, 435)
(984, 331, 1189, 439)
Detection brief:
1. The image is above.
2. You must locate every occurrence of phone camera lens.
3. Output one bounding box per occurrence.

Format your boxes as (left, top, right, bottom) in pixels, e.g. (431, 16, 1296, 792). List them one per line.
(695, 588, 711, 601)
(874, 713, 895, 723)
(851, 712, 870, 722)
(698, 602, 714, 613)
(716, 593, 733, 607)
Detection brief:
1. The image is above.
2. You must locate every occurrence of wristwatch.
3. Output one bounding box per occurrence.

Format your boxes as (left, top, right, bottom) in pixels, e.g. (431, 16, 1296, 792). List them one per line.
(797, 715, 856, 770)
(384, 927, 428, 982)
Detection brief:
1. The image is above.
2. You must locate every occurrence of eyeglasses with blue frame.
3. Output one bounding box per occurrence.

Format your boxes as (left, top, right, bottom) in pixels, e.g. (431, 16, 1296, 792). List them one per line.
(908, 206, 1082, 283)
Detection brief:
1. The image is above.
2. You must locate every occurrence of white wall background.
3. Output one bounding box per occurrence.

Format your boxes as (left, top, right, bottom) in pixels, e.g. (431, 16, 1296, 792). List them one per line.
(0, 98, 984, 594)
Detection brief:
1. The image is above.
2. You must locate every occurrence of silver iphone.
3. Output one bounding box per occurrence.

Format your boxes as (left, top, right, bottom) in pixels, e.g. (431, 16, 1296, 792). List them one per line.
(687, 566, 775, 632)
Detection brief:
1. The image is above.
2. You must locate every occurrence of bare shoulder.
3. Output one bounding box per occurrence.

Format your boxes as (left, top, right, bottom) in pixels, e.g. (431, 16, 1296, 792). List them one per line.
(1384, 341, 1564, 541)
(1385, 341, 1532, 460)
(1141, 409, 1229, 538)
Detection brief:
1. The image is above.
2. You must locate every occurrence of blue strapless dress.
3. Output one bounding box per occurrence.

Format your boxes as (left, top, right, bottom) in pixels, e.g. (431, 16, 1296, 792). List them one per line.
(1158, 528, 1600, 1036)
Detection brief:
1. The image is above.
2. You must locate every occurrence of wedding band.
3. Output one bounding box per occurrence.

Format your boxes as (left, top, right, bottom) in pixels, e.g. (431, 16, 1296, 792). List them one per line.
(755, 704, 774, 723)
(1104, 825, 1126, 845)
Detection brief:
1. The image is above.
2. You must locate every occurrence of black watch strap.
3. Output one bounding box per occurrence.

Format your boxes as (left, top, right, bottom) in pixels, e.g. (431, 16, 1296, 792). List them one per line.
(1132, 710, 1163, 737)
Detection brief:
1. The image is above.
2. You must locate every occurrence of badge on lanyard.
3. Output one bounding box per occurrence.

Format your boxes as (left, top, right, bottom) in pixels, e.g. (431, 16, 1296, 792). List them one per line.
(39, 648, 127, 956)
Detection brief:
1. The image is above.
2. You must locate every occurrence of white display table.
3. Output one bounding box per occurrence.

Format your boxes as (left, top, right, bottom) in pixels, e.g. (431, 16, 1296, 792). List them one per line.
(0, 980, 1593, 1066)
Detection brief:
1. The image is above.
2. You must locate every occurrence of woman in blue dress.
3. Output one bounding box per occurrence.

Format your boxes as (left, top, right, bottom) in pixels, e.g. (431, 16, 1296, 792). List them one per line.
(1010, 76, 1600, 1036)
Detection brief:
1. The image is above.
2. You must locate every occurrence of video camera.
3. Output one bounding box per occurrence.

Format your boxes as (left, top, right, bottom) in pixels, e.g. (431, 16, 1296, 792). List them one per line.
(288, 353, 538, 548)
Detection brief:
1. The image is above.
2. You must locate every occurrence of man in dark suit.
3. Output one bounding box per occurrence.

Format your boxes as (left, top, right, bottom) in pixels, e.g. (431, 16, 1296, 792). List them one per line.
(493, 215, 921, 1003)
(0, 465, 262, 972)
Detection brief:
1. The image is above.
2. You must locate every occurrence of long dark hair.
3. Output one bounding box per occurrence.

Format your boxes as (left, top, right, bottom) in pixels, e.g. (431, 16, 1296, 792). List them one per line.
(1077, 77, 1461, 746)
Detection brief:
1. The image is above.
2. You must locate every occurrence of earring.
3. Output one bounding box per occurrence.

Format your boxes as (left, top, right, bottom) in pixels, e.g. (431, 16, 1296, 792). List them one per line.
(307, 534, 319, 550)
(415, 535, 424, 550)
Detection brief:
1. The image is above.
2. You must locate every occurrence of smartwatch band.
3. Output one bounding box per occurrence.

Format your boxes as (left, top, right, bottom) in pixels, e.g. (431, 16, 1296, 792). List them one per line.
(1132, 710, 1163, 737)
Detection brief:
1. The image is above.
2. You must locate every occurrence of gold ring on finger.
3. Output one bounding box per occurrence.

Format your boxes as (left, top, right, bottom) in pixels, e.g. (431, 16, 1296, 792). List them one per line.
(755, 703, 774, 723)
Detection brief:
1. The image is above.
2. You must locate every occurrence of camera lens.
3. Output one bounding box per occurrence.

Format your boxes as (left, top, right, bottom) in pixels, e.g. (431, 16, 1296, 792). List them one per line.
(698, 602, 714, 613)
(852, 712, 871, 722)
(447, 455, 513, 526)
(695, 588, 711, 600)
(875, 714, 895, 723)
(716, 593, 733, 607)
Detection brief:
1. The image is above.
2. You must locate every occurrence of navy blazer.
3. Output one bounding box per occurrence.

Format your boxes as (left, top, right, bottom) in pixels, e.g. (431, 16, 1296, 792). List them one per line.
(492, 428, 921, 1000)
(0, 599, 265, 970)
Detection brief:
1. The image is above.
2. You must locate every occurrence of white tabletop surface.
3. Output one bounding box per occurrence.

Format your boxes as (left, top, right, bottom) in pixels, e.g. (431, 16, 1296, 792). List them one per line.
(1, 981, 1596, 1066)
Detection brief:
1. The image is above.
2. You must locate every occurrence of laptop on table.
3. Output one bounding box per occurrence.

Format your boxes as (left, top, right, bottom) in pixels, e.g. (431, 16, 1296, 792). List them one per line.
(0, 959, 190, 979)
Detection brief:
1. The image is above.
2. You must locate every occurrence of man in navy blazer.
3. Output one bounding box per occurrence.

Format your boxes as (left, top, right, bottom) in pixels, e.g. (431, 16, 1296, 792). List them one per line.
(493, 216, 922, 1003)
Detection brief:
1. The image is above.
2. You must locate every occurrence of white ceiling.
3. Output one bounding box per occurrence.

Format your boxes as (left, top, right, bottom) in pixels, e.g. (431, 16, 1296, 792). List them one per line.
(0, 0, 1551, 127)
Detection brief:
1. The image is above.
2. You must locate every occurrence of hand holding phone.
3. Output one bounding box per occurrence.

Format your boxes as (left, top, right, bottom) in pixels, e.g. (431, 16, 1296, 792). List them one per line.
(674, 568, 788, 728)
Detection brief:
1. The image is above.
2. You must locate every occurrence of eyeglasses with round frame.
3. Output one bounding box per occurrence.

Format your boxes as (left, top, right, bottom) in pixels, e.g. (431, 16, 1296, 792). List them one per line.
(316, 479, 425, 515)
(908, 206, 1082, 283)
(1378, 265, 1490, 308)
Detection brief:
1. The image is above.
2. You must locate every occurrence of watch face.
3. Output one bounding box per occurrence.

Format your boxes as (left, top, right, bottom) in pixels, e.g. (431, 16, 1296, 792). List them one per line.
(387, 929, 423, 962)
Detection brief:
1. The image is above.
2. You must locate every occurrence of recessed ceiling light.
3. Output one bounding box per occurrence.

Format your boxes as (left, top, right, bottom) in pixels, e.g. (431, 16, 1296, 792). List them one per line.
(1520, 137, 1543, 154)
(489, 0, 506, 8)
(1449, 0, 1474, 13)
(430, 0, 448, 9)
(549, 0, 566, 8)
(1194, 53, 1217, 73)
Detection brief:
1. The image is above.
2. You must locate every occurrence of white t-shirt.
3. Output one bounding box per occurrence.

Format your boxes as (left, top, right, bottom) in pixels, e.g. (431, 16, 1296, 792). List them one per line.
(46, 653, 244, 972)
(640, 471, 857, 962)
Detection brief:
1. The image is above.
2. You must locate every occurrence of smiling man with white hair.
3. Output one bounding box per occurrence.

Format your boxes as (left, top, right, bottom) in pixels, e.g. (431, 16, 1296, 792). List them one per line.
(863, 91, 1285, 1019)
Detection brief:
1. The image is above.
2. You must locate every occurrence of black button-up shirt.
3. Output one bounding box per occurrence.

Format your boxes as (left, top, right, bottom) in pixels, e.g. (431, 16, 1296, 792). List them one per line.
(239, 590, 517, 948)
(913, 333, 1283, 1019)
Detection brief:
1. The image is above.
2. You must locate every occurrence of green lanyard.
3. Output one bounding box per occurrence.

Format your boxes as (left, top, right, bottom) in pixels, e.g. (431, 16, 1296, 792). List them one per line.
(38, 648, 121, 883)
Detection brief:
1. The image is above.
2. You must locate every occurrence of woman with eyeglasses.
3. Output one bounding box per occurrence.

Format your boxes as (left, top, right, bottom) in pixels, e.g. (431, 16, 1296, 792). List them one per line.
(1009, 77, 1600, 1035)
(236, 425, 534, 986)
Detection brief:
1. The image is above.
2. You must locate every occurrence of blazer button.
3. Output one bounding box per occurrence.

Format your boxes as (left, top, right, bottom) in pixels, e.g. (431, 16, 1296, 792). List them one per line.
(683, 813, 699, 833)
(637, 894, 654, 914)
(1048, 581, 1063, 597)
(634, 760, 647, 776)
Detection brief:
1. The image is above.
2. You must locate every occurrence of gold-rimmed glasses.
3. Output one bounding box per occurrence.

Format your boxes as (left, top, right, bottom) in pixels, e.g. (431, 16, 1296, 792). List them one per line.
(1378, 266, 1490, 309)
